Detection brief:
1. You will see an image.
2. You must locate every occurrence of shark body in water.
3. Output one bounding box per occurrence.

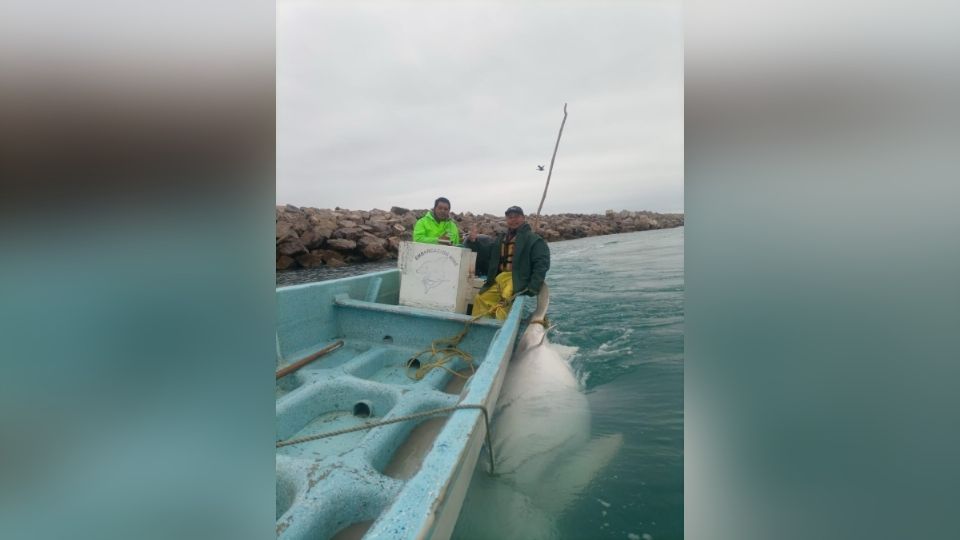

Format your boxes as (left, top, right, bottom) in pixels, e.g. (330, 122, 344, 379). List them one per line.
(453, 284, 624, 540)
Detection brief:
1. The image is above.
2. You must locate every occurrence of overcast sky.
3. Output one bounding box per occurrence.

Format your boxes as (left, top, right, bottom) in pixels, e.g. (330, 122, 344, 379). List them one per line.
(277, 1, 682, 215)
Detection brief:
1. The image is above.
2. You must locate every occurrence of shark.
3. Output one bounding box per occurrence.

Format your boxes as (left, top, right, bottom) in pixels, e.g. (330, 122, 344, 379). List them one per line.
(452, 283, 624, 540)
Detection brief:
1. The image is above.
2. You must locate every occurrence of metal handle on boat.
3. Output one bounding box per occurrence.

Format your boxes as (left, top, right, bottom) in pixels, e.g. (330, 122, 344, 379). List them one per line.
(275, 340, 345, 380)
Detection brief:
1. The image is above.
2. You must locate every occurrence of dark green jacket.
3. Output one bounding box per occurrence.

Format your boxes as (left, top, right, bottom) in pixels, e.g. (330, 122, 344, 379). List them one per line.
(466, 223, 550, 296)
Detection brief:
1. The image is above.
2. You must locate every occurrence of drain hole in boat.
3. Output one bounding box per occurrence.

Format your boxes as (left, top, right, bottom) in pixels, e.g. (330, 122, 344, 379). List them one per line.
(407, 358, 421, 369)
(382, 335, 393, 344)
(353, 401, 372, 418)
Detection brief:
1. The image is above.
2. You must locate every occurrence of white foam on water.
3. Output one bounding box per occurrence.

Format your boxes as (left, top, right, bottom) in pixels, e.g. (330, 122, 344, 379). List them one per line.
(575, 368, 592, 388)
(552, 343, 579, 362)
(628, 534, 641, 540)
(597, 327, 636, 355)
(597, 498, 611, 508)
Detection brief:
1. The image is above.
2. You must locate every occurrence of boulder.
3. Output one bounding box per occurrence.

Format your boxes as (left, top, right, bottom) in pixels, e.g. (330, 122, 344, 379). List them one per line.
(277, 239, 308, 257)
(276, 221, 297, 244)
(326, 258, 347, 268)
(366, 220, 391, 233)
(317, 249, 344, 263)
(296, 252, 325, 268)
(332, 227, 364, 241)
(541, 229, 561, 241)
(387, 236, 401, 252)
(635, 216, 654, 230)
(290, 214, 310, 235)
(358, 235, 388, 260)
(390, 206, 409, 215)
(326, 238, 357, 252)
(276, 255, 296, 270)
(299, 228, 328, 250)
(339, 219, 358, 228)
(309, 215, 338, 230)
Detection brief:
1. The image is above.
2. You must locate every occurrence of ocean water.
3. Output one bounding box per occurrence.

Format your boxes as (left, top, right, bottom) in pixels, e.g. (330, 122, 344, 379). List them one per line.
(276, 227, 684, 540)
(537, 227, 683, 540)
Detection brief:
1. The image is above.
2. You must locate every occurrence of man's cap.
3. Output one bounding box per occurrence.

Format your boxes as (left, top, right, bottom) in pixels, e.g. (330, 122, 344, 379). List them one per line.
(505, 206, 524, 216)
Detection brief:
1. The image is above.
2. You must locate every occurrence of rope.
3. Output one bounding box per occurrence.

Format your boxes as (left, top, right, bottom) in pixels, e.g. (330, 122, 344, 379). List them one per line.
(405, 288, 528, 381)
(275, 404, 499, 475)
(405, 320, 478, 381)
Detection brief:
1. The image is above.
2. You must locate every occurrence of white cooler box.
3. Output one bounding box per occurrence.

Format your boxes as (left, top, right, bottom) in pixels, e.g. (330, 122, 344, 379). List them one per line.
(398, 241, 479, 314)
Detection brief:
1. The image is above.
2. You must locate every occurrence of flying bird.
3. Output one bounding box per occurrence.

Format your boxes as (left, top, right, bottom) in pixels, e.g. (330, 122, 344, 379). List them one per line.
(537, 165, 545, 171)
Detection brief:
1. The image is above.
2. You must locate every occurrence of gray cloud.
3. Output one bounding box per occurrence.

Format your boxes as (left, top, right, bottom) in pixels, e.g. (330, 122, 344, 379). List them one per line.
(278, 1, 683, 214)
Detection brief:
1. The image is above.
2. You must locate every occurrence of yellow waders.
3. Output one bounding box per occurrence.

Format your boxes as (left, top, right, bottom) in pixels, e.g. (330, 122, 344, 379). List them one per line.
(471, 272, 514, 320)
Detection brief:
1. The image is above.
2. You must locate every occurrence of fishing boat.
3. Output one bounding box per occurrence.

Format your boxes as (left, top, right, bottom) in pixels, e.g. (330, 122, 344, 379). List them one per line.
(275, 265, 526, 539)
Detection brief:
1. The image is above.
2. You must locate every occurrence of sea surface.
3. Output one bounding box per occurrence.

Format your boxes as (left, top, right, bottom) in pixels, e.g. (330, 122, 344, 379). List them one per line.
(276, 227, 684, 540)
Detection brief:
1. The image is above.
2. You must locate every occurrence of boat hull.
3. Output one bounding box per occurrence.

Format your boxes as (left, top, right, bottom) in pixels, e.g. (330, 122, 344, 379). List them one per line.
(276, 269, 524, 540)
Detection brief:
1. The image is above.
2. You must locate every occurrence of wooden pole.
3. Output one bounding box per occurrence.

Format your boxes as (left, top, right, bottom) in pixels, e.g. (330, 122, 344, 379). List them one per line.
(276, 340, 345, 379)
(534, 103, 568, 231)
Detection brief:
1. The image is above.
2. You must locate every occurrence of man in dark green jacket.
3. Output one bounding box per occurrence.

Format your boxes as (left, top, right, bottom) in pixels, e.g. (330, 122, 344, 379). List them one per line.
(465, 205, 550, 318)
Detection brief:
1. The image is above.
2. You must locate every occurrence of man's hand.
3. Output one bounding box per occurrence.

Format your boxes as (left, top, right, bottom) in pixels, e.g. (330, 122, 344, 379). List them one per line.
(437, 232, 451, 246)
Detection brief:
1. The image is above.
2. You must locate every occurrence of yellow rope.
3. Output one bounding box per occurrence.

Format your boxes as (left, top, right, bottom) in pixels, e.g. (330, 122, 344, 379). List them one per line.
(405, 308, 489, 380)
(405, 289, 526, 381)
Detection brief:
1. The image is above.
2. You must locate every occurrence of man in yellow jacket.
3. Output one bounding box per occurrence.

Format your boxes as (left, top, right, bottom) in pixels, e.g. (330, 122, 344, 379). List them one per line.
(413, 197, 461, 246)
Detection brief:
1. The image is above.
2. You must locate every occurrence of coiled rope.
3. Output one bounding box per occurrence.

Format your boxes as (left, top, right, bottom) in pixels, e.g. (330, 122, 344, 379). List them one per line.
(404, 288, 527, 381)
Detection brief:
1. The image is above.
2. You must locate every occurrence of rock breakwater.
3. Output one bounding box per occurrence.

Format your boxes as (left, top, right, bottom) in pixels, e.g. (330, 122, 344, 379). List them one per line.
(276, 205, 683, 270)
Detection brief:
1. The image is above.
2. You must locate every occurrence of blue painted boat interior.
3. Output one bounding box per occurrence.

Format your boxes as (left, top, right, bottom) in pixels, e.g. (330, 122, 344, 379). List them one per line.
(276, 269, 523, 540)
